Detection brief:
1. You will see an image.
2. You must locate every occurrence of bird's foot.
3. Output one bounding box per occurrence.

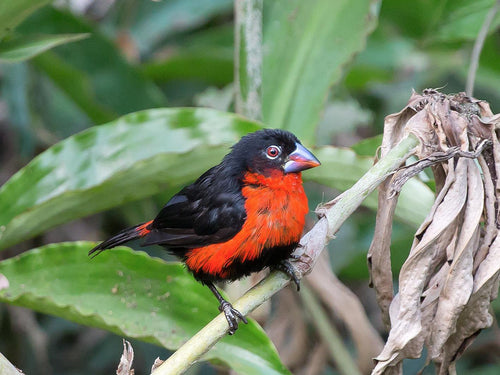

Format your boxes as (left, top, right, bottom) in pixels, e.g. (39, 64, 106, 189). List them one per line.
(219, 301, 248, 335)
(275, 259, 301, 291)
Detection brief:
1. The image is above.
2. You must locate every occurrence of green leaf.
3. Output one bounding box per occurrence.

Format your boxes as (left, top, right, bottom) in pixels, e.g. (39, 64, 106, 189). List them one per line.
(0, 108, 261, 250)
(0, 242, 290, 374)
(142, 48, 233, 86)
(19, 7, 166, 119)
(0, 33, 89, 63)
(0, 0, 48, 39)
(351, 134, 383, 156)
(380, 0, 500, 43)
(262, 0, 380, 144)
(305, 146, 434, 228)
(32, 51, 117, 124)
(430, 0, 500, 43)
(142, 25, 234, 86)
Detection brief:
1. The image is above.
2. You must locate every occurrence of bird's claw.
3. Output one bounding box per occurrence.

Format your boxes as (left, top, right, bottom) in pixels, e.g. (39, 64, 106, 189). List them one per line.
(276, 259, 301, 291)
(219, 301, 248, 335)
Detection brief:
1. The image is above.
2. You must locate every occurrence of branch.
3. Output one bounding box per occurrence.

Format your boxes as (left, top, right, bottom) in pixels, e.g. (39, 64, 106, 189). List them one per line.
(465, 0, 500, 96)
(151, 134, 419, 375)
(0, 353, 22, 375)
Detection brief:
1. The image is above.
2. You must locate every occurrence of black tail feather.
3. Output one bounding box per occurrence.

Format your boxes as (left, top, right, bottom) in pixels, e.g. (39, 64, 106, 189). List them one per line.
(89, 223, 147, 258)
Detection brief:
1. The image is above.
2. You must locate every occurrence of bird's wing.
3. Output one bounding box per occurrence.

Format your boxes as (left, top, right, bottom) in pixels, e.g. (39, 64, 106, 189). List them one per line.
(142, 167, 246, 248)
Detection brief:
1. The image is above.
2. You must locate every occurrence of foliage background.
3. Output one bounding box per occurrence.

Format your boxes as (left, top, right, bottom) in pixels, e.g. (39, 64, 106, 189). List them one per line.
(0, 0, 499, 374)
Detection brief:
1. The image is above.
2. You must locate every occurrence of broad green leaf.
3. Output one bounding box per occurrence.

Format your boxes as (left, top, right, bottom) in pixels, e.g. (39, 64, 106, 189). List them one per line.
(262, 0, 380, 144)
(0, 242, 290, 375)
(0, 108, 261, 250)
(0, 33, 89, 63)
(19, 7, 166, 119)
(0, 0, 48, 39)
(305, 146, 434, 228)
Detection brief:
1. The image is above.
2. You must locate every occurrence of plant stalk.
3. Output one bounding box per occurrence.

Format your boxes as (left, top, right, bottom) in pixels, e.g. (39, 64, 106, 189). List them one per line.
(234, 0, 263, 120)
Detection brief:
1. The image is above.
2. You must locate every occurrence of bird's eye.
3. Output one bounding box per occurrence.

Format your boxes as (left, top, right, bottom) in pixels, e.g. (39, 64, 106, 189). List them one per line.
(266, 145, 281, 159)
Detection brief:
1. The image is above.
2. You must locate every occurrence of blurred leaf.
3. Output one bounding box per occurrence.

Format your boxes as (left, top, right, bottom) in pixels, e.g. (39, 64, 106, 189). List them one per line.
(351, 134, 383, 156)
(0, 243, 290, 375)
(143, 25, 234, 86)
(381, 0, 500, 43)
(19, 7, 166, 118)
(262, 0, 380, 144)
(143, 48, 233, 85)
(0, 63, 34, 156)
(306, 146, 434, 227)
(0, 108, 261, 250)
(194, 84, 234, 111)
(345, 32, 414, 89)
(316, 100, 374, 146)
(127, 0, 233, 55)
(430, 0, 500, 43)
(32, 51, 117, 124)
(31, 69, 95, 139)
(379, 0, 443, 40)
(0, 33, 89, 63)
(0, 0, 48, 39)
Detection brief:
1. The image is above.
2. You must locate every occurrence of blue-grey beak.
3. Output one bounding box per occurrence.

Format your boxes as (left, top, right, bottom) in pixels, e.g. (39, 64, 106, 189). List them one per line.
(284, 143, 321, 173)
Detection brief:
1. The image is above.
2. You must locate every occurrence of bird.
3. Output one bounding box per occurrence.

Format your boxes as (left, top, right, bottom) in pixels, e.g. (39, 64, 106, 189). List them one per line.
(89, 128, 320, 334)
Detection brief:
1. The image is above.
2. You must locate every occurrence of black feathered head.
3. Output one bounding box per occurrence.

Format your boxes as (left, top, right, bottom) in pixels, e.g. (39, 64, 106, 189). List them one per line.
(224, 129, 320, 176)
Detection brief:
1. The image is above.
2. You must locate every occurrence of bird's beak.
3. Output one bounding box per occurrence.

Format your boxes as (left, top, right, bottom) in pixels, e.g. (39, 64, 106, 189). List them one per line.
(284, 143, 321, 173)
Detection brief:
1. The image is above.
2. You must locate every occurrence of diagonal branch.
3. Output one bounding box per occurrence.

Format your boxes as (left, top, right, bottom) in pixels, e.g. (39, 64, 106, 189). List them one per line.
(151, 134, 419, 375)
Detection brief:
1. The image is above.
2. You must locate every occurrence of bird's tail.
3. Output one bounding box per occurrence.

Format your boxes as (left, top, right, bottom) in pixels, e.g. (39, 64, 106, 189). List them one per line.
(89, 220, 153, 258)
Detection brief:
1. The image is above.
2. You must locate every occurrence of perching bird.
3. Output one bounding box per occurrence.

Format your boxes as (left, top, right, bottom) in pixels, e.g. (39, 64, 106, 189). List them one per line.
(89, 129, 320, 334)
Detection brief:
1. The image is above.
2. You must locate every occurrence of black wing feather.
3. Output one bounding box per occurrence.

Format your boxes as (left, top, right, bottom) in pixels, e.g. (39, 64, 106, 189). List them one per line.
(142, 165, 246, 249)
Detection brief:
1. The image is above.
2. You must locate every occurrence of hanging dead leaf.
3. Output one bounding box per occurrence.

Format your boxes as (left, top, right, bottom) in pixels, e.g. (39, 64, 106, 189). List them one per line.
(368, 90, 500, 374)
(116, 339, 134, 375)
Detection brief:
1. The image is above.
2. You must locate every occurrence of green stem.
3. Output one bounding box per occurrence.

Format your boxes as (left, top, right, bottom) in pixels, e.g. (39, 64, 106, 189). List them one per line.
(300, 284, 362, 375)
(152, 133, 419, 375)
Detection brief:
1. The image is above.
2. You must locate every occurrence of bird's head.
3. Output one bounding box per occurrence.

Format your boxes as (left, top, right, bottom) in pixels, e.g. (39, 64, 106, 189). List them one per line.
(227, 129, 320, 176)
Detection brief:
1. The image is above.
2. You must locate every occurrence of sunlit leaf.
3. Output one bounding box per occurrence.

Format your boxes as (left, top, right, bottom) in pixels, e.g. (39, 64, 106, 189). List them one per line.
(0, 33, 88, 63)
(0, 242, 290, 375)
(0, 108, 260, 250)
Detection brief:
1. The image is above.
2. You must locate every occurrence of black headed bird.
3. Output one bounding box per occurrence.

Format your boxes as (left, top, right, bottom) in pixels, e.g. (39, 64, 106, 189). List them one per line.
(89, 129, 320, 334)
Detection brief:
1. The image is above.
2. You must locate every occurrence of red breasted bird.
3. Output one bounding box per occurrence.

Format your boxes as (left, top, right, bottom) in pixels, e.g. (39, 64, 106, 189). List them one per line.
(89, 129, 320, 334)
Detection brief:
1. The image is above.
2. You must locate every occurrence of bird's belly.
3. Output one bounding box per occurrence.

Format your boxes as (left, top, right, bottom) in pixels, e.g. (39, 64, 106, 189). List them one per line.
(185, 179, 308, 281)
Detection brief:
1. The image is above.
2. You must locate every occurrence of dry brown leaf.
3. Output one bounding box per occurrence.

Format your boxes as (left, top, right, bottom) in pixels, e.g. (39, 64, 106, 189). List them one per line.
(369, 90, 500, 374)
(150, 357, 164, 373)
